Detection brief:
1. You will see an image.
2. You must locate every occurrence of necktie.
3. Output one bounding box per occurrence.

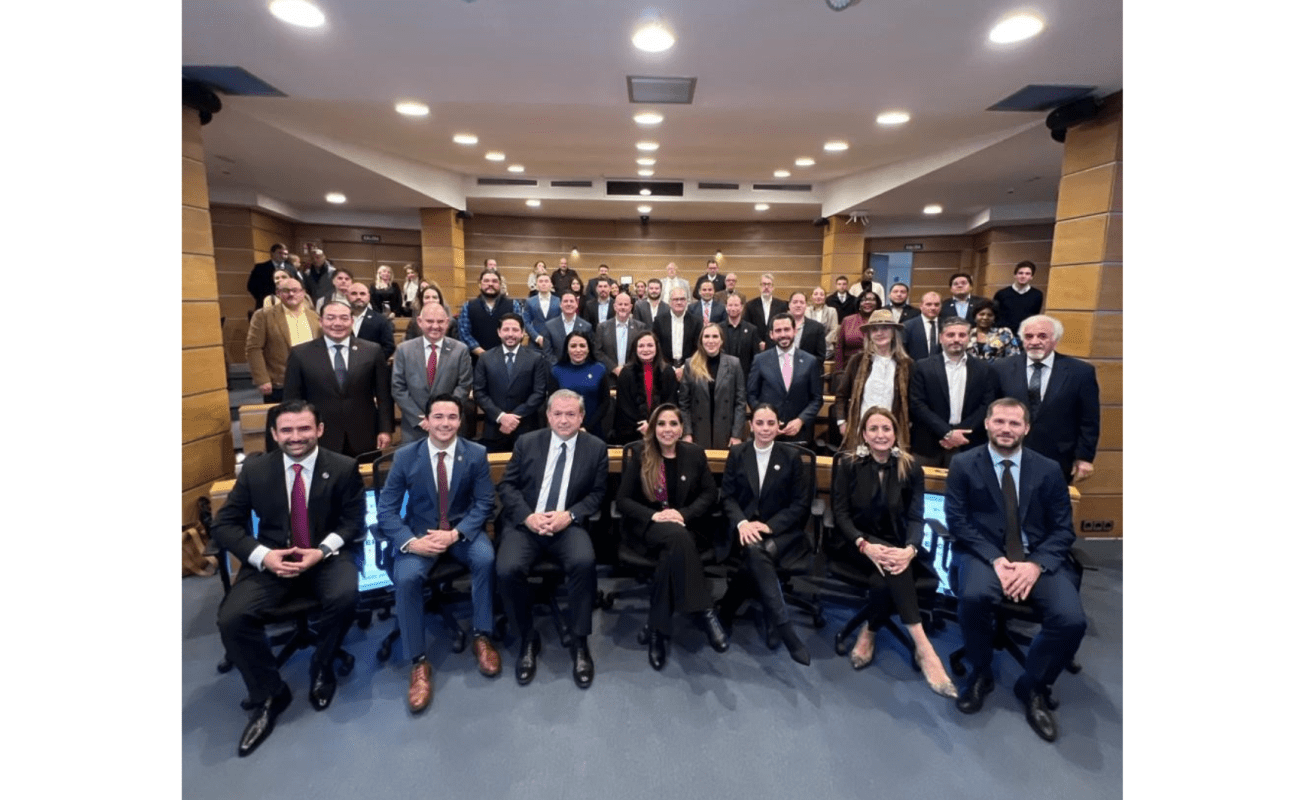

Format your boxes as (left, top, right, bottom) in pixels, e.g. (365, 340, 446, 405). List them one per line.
(781, 351, 793, 390)
(544, 443, 567, 512)
(929, 320, 939, 355)
(426, 342, 438, 387)
(1028, 361, 1045, 418)
(333, 344, 347, 389)
(1001, 459, 1025, 561)
(703, 302, 710, 320)
(436, 451, 451, 530)
(505, 351, 515, 380)
(290, 464, 310, 549)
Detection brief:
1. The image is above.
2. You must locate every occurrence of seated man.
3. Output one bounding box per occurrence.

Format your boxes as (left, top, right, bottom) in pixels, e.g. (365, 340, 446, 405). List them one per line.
(945, 398, 1086, 742)
(377, 394, 499, 715)
(495, 390, 608, 689)
(212, 400, 365, 757)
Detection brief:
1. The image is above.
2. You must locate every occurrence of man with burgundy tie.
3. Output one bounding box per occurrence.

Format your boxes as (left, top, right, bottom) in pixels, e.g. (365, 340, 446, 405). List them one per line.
(945, 398, 1085, 742)
(392, 301, 473, 446)
(213, 400, 366, 757)
(377, 394, 500, 714)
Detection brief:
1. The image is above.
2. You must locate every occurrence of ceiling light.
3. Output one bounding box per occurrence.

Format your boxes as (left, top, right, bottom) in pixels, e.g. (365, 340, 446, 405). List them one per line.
(507, 164, 525, 173)
(485, 151, 506, 161)
(989, 13, 1045, 44)
(269, 0, 325, 28)
(632, 21, 675, 53)
(794, 157, 815, 167)
(638, 169, 655, 177)
(394, 101, 429, 117)
(923, 204, 943, 214)
(636, 157, 657, 166)
(636, 141, 660, 152)
(525, 199, 541, 208)
(773, 169, 791, 178)
(638, 205, 652, 214)
(823, 140, 849, 152)
(325, 192, 346, 204)
(715, 250, 723, 259)
(754, 203, 770, 212)
(634, 111, 664, 125)
(876, 110, 910, 125)
(452, 133, 478, 145)
(640, 188, 652, 196)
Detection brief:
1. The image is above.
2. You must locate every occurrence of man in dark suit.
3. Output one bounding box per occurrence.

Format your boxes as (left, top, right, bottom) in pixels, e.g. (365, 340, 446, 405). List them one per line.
(653, 286, 702, 372)
(593, 292, 648, 376)
(946, 398, 1085, 742)
(473, 313, 547, 452)
(377, 394, 499, 714)
(693, 258, 725, 300)
(718, 405, 814, 664)
(581, 276, 615, 327)
(584, 263, 613, 301)
(902, 292, 945, 363)
(496, 391, 609, 689)
(992, 315, 1100, 483)
(542, 290, 593, 364)
(633, 278, 668, 326)
(786, 291, 827, 366)
(909, 317, 996, 467)
(826, 275, 856, 323)
(283, 301, 394, 457)
(721, 293, 762, 381)
(458, 270, 518, 358)
(688, 280, 726, 324)
(743, 273, 789, 344)
(247, 242, 291, 308)
(392, 302, 473, 446)
(939, 272, 988, 324)
(885, 282, 921, 324)
(213, 400, 365, 756)
(992, 260, 1045, 334)
(746, 313, 822, 445)
(346, 283, 395, 359)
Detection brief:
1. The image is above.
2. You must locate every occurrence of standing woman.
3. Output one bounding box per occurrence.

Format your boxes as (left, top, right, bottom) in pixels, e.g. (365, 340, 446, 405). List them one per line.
(616, 404, 728, 669)
(835, 309, 913, 449)
(678, 323, 746, 449)
(834, 291, 883, 372)
(370, 265, 402, 317)
(806, 286, 840, 355)
(402, 267, 421, 316)
(526, 260, 547, 296)
(831, 406, 956, 697)
(966, 298, 1022, 361)
(613, 330, 679, 445)
(548, 331, 610, 440)
(405, 283, 461, 341)
(261, 268, 291, 308)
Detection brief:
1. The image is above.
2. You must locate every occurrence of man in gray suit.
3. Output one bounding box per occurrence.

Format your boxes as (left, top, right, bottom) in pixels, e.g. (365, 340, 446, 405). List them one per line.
(593, 292, 648, 377)
(392, 302, 472, 446)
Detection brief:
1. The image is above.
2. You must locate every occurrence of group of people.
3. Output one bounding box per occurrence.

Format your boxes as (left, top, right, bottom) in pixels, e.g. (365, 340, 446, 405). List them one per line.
(223, 249, 1099, 756)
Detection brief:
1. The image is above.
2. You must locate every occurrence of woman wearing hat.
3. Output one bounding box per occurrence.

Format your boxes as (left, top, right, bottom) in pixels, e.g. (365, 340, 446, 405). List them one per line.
(833, 309, 913, 449)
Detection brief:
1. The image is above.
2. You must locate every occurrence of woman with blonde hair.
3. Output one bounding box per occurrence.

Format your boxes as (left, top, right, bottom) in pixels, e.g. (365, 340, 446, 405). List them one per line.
(678, 323, 746, 449)
(834, 309, 913, 449)
(806, 285, 839, 354)
(370, 264, 402, 317)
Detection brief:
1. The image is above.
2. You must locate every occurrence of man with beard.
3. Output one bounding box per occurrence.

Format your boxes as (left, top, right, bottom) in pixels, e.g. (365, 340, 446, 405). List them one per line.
(458, 269, 518, 359)
(346, 282, 395, 359)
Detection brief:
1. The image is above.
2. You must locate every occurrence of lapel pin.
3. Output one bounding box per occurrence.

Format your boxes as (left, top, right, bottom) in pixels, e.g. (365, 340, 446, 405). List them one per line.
(681, 475, 687, 481)
(321, 472, 330, 480)
(774, 464, 781, 471)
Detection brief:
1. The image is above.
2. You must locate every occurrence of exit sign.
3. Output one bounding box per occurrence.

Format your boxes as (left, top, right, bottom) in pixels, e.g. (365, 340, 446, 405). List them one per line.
(361, 234, 381, 243)
(903, 243, 923, 251)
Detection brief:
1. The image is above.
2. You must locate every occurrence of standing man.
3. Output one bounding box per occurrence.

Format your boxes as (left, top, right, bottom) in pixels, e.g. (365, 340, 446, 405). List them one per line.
(346, 283, 395, 359)
(633, 278, 667, 325)
(940, 272, 988, 324)
(993, 260, 1044, 334)
(246, 276, 320, 404)
(908, 317, 996, 467)
(946, 398, 1085, 742)
(283, 301, 393, 458)
(743, 273, 789, 346)
(654, 286, 702, 375)
(786, 291, 827, 366)
(213, 400, 365, 756)
(721, 293, 762, 381)
(992, 315, 1100, 483)
(584, 263, 613, 301)
(661, 261, 690, 300)
(593, 292, 648, 376)
(886, 283, 920, 323)
(496, 391, 609, 689)
(458, 269, 517, 359)
(847, 265, 885, 303)
(551, 256, 580, 296)
(746, 313, 822, 445)
(582, 276, 615, 327)
(693, 258, 725, 300)
(902, 291, 944, 363)
(303, 248, 335, 305)
(473, 313, 548, 453)
(315, 267, 353, 313)
(542, 290, 593, 364)
(377, 394, 500, 714)
(392, 302, 473, 446)
(247, 243, 291, 308)
(721, 272, 747, 306)
(521, 272, 560, 349)
(688, 280, 726, 324)
(826, 275, 856, 323)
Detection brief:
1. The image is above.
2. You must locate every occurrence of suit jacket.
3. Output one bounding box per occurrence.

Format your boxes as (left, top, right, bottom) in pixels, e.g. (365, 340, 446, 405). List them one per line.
(212, 447, 365, 564)
(945, 445, 1075, 575)
(472, 346, 548, 444)
(521, 293, 561, 341)
(247, 259, 285, 307)
(826, 292, 857, 323)
(939, 295, 988, 324)
(283, 336, 394, 456)
(677, 354, 747, 448)
(616, 441, 717, 543)
(613, 363, 679, 444)
(582, 297, 615, 328)
(992, 354, 1101, 478)
(376, 437, 494, 551)
(902, 315, 943, 363)
(542, 315, 593, 364)
(687, 299, 726, 324)
(908, 354, 996, 458)
(498, 429, 608, 530)
(693, 273, 726, 300)
(653, 312, 703, 366)
(246, 304, 321, 389)
(721, 441, 812, 538)
(794, 318, 828, 365)
(743, 296, 789, 337)
(831, 453, 925, 552)
(391, 335, 473, 444)
(746, 347, 822, 432)
(720, 319, 762, 380)
(889, 303, 921, 324)
(593, 317, 649, 373)
(584, 276, 608, 301)
(354, 308, 396, 359)
(633, 298, 668, 327)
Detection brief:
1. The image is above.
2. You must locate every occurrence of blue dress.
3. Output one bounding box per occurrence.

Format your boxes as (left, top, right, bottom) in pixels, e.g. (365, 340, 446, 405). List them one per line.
(550, 360, 610, 440)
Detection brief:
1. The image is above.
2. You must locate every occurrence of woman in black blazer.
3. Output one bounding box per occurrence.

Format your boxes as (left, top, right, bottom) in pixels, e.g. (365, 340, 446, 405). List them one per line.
(612, 331, 679, 445)
(831, 405, 956, 697)
(678, 323, 747, 449)
(616, 404, 728, 669)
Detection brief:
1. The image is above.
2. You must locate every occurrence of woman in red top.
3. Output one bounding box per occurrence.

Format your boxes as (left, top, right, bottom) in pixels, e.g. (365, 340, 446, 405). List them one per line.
(613, 331, 678, 445)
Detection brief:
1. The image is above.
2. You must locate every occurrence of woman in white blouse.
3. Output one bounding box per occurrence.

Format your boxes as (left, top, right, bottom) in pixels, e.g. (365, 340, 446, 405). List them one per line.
(805, 285, 839, 353)
(833, 309, 914, 449)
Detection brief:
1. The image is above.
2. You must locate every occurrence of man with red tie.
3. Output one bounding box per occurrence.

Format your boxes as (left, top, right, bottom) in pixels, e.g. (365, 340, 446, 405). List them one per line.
(392, 302, 473, 446)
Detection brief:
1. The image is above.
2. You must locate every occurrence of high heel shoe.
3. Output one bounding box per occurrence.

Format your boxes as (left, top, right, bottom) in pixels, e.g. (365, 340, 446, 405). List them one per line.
(920, 654, 957, 697)
(848, 628, 874, 670)
(778, 623, 811, 666)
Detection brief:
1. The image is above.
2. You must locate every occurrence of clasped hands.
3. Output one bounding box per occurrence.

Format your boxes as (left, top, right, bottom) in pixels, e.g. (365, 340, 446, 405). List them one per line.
(651, 508, 686, 526)
(993, 556, 1042, 602)
(859, 540, 915, 576)
(940, 428, 972, 449)
(263, 547, 324, 578)
(405, 529, 460, 557)
(736, 519, 771, 546)
(525, 510, 573, 536)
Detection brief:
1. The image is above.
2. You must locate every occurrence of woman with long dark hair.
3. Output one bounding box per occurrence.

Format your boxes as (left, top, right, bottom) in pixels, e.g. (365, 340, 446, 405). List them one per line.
(404, 283, 461, 341)
(548, 331, 610, 440)
(613, 330, 679, 445)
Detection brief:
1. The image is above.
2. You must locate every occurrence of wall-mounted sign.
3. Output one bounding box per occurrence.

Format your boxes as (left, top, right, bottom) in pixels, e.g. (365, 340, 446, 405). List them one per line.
(903, 243, 923, 251)
(361, 234, 382, 243)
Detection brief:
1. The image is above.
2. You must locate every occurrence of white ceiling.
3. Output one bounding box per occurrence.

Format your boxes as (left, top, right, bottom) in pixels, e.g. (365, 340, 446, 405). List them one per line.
(183, 0, 1122, 232)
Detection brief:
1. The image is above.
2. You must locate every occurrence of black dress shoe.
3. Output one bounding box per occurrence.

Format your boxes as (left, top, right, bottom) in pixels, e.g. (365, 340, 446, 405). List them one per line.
(238, 684, 291, 757)
(571, 640, 595, 689)
(515, 632, 541, 686)
(1015, 677, 1059, 742)
(648, 629, 667, 671)
(308, 663, 336, 711)
(697, 609, 730, 653)
(956, 671, 994, 715)
(778, 623, 811, 666)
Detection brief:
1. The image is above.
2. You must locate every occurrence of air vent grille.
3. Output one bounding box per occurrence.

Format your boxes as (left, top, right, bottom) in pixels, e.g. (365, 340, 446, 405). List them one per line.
(752, 183, 813, 192)
(476, 178, 538, 186)
(698, 182, 740, 190)
(627, 75, 697, 104)
(550, 180, 593, 188)
(606, 181, 684, 197)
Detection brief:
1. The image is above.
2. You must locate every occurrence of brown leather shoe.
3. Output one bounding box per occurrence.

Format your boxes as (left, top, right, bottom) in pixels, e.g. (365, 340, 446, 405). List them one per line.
(472, 634, 502, 678)
(408, 661, 432, 713)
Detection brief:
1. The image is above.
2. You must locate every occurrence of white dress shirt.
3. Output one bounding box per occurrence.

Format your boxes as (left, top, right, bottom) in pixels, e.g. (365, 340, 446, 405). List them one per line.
(248, 448, 344, 570)
(534, 432, 579, 515)
(861, 354, 896, 417)
(1026, 350, 1056, 396)
(753, 441, 774, 493)
(944, 352, 968, 425)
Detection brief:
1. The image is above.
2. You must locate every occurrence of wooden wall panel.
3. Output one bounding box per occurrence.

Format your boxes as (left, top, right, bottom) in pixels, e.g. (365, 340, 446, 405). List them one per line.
(182, 302, 223, 348)
(183, 206, 214, 255)
(182, 254, 218, 300)
(1079, 450, 1122, 495)
(296, 224, 421, 247)
(182, 345, 226, 397)
(1094, 360, 1122, 405)
(182, 433, 235, 494)
(182, 389, 232, 443)
(211, 222, 254, 250)
(1056, 163, 1118, 222)
(1076, 495, 1123, 538)
(1050, 215, 1108, 266)
(209, 206, 251, 226)
(1098, 406, 1123, 451)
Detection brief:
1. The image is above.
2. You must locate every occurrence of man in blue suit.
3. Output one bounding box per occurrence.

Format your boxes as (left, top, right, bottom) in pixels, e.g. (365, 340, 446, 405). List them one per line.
(377, 394, 499, 715)
(541, 290, 593, 364)
(522, 272, 561, 348)
(945, 398, 1085, 742)
(687, 280, 726, 324)
(746, 313, 823, 445)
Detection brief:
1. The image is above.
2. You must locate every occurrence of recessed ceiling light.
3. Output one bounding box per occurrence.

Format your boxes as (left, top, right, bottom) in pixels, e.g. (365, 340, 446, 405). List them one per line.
(507, 164, 525, 173)
(636, 157, 657, 166)
(773, 169, 791, 178)
(923, 204, 943, 214)
(824, 140, 849, 152)
(754, 203, 770, 212)
(269, 0, 325, 28)
(636, 141, 660, 152)
(325, 192, 346, 204)
(525, 199, 541, 208)
(452, 133, 478, 145)
(640, 188, 652, 196)
(485, 151, 506, 161)
(634, 111, 664, 125)
(632, 21, 675, 53)
(989, 13, 1045, 44)
(638, 169, 655, 177)
(638, 205, 652, 214)
(794, 157, 815, 167)
(395, 101, 429, 117)
(876, 110, 910, 125)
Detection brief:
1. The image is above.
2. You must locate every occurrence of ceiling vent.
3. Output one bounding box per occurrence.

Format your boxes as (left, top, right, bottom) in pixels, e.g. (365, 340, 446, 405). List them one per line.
(698, 182, 740, 190)
(476, 178, 538, 186)
(752, 183, 813, 192)
(182, 66, 286, 97)
(988, 84, 1096, 112)
(627, 75, 697, 104)
(607, 181, 684, 197)
(550, 180, 594, 188)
